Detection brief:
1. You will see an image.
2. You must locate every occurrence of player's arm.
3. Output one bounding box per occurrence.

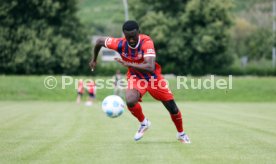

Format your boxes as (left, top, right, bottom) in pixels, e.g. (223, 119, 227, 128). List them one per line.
(89, 37, 107, 71)
(115, 56, 155, 73)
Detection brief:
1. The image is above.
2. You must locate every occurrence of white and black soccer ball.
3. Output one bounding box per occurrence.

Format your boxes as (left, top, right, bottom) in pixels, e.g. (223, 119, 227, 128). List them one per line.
(102, 95, 125, 118)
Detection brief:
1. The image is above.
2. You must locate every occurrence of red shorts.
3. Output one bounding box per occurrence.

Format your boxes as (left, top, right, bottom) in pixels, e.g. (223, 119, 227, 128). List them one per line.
(127, 76, 174, 101)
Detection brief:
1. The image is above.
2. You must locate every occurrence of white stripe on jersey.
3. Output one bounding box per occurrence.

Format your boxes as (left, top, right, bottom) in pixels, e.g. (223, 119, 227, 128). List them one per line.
(104, 37, 110, 48)
(144, 54, 156, 57)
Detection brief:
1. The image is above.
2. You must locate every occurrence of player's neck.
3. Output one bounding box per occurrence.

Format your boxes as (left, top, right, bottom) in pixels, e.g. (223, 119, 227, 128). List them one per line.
(127, 35, 140, 49)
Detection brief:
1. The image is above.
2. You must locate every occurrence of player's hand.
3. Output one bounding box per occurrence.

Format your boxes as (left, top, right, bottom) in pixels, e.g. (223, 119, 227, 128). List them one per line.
(115, 58, 128, 67)
(89, 60, 97, 71)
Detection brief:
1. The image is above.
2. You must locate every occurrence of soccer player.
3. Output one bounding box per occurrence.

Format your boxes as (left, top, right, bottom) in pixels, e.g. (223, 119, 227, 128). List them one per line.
(76, 79, 84, 104)
(113, 69, 124, 98)
(89, 20, 191, 143)
(85, 80, 96, 106)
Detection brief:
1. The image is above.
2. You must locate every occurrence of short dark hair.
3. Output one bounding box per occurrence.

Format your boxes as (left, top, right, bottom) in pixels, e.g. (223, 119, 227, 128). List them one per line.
(122, 20, 139, 31)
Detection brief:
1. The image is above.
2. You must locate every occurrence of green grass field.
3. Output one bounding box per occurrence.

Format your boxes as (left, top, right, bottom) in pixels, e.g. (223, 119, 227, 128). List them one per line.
(1, 101, 275, 163)
(1, 76, 276, 102)
(1, 1, 274, 163)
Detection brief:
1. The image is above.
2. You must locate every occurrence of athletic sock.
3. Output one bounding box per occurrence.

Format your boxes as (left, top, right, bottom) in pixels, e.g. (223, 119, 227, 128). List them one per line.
(141, 118, 148, 125)
(178, 131, 185, 136)
(127, 103, 145, 122)
(170, 111, 184, 133)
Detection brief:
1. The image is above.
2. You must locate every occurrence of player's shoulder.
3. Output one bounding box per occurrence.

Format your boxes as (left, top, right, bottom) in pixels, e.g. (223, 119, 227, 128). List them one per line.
(105, 36, 125, 48)
(140, 34, 153, 42)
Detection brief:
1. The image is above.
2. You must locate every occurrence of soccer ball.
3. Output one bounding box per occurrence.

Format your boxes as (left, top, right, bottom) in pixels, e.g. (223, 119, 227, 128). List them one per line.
(102, 95, 125, 118)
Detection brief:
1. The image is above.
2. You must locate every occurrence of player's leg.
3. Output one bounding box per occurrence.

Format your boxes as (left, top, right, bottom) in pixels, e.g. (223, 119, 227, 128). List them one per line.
(119, 87, 124, 98)
(148, 78, 191, 143)
(114, 86, 119, 95)
(126, 78, 148, 121)
(162, 100, 182, 132)
(162, 100, 191, 143)
(89, 93, 94, 103)
(126, 81, 150, 141)
(76, 92, 82, 103)
(86, 93, 94, 106)
(126, 89, 145, 122)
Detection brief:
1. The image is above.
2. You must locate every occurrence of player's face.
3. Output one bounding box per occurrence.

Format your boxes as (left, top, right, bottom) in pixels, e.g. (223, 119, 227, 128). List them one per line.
(124, 29, 139, 47)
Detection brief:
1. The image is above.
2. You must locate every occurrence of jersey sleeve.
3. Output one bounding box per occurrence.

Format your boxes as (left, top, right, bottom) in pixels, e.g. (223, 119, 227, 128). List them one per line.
(142, 40, 156, 57)
(105, 37, 122, 51)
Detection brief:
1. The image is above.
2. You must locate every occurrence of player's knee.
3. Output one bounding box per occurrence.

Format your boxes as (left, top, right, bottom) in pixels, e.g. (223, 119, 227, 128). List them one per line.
(126, 90, 139, 107)
(126, 97, 138, 107)
(162, 100, 179, 114)
(170, 107, 179, 114)
(167, 104, 179, 114)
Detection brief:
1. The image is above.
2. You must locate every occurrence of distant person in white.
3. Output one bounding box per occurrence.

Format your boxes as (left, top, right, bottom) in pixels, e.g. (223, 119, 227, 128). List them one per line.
(113, 69, 124, 98)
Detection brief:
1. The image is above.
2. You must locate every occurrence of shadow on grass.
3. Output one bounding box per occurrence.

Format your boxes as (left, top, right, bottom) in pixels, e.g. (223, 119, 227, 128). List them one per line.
(134, 140, 177, 145)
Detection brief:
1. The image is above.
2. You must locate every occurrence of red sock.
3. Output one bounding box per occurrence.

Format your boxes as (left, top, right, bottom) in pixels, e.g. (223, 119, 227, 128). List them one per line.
(170, 111, 184, 132)
(127, 103, 145, 122)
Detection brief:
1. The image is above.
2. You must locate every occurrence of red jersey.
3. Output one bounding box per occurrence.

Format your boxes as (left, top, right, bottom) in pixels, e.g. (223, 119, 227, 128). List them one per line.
(86, 81, 95, 94)
(105, 34, 162, 80)
(77, 80, 84, 94)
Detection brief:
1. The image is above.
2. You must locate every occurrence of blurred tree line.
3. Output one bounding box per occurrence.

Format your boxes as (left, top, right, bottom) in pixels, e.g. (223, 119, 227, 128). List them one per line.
(129, 0, 274, 75)
(129, 0, 233, 75)
(0, 0, 274, 75)
(227, 0, 275, 75)
(230, 18, 272, 61)
(0, 0, 91, 74)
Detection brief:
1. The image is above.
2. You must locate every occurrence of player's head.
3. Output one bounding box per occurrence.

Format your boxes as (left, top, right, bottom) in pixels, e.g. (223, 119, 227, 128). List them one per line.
(122, 20, 140, 48)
